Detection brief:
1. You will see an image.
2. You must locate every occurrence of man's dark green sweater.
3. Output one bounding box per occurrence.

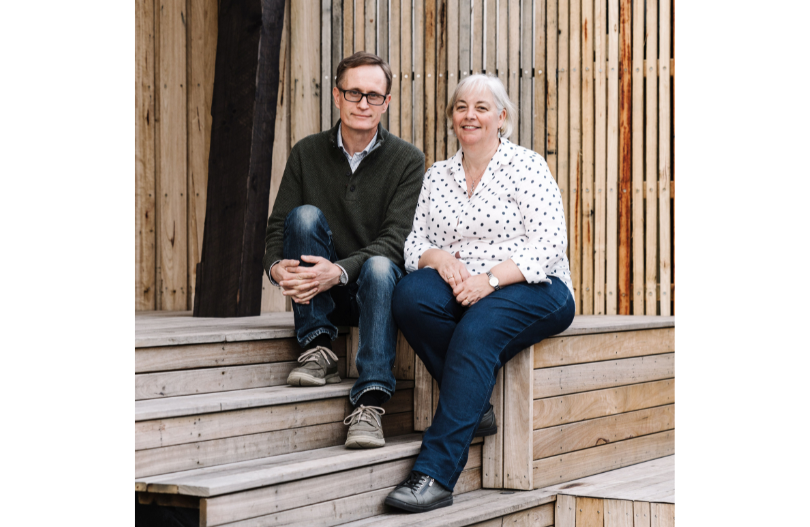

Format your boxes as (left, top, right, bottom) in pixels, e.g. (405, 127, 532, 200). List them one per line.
(263, 121, 425, 283)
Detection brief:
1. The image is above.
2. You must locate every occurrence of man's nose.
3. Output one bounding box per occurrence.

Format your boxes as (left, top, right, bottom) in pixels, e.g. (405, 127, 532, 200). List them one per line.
(357, 96, 370, 109)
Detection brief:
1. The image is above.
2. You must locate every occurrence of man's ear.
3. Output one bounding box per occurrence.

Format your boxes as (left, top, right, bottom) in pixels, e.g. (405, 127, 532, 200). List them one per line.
(333, 86, 342, 108)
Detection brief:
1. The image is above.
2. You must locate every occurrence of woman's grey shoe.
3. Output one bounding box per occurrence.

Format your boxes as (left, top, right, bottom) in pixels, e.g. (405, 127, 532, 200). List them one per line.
(344, 405, 386, 448)
(286, 346, 341, 386)
(474, 404, 497, 437)
(384, 471, 453, 513)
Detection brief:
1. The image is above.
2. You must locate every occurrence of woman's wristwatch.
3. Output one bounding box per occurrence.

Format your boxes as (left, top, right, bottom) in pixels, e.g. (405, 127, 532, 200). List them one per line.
(486, 271, 501, 291)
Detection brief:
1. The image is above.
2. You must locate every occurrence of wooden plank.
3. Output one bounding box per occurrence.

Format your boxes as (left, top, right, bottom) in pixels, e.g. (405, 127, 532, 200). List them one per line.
(378, 0, 389, 129)
(556, 494, 576, 527)
(539, 455, 672, 498)
(414, 354, 433, 430)
(393, 331, 415, 380)
(343, 0, 353, 57)
(580, 0, 594, 315)
(347, 326, 360, 377)
(605, 499, 634, 527)
(499, 502, 555, 527)
(576, 497, 604, 527)
(650, 503, 674, 527)
(644, 0, 658, 316)
(355, 0, 365, 51)
(605, 0, 619, 315)
(365, 0, 376, 53)
(496, 0, 507, 88)
(321, 0, 332, 131)
(291, 1, 321, 145)
(504, 346, 534, 490)
(533, 352, 674, 399)
(532, 0, 546, 155)
(557, 0, 569, 201)
(532, 430, 674, 488)
(469, 518, 502, 527)
(471, 0, 482, 74)
(157, 0, 188, 310)
(446, 0, 459, 154)
(507, 0, 519, 136)
(532, 404, 674, 460)
(136, 0, 156, 311)
(425, 0, 437, 166)
(401, 0, 413, 143)
(630, 0, 644, 314)
(634, 501, 651, 527)
(568, 0, 582, 313)
(533, 379, 674, 429)
(261, 0, 291, 313)
(546, 0, 558, 175)
(617, 0, 632, 315)
(331, 0, 343, 125)
(390, 0, 401, 136)
(484, 0, 496, 74)
(534, 328, 674, 368)
(482, 367, 504, 488)
(459, 0, 471, 79)
(415, 0, 425, 154)
(592, 0, 606, 315)
(436, 0, 448, 161)
(519, 0, 532, 148)
(658, 0, 672, 317)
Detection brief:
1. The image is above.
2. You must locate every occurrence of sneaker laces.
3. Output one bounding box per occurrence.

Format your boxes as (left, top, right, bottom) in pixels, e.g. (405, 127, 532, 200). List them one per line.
(397, 471, 432, 492)
(298, 346, 338, 365)
(343, 405, 385, 426)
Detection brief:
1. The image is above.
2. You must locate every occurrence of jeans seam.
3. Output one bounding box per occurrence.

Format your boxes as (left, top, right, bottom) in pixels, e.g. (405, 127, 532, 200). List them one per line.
(350, 385, 392, 406)
(300, 327, 335, 348)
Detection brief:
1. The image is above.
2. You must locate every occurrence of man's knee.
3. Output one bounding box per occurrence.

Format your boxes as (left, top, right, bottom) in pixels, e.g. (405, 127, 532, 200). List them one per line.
(285, 205, 326, 234)
(359, 256, 398, 285)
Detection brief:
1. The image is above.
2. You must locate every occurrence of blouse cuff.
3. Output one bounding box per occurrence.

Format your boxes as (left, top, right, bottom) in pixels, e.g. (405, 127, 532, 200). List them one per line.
(511, 252, 551, 284)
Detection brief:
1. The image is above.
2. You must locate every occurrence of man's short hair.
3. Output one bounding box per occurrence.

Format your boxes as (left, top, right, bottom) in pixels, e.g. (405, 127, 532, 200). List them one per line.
(335, 52, 393, 95)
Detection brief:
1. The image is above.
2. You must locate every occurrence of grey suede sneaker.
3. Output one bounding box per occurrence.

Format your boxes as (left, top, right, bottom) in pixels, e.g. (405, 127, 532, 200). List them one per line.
(343, 405, 386, 449)
(286, 346, 341, 387)
(384, 471, 453, 513)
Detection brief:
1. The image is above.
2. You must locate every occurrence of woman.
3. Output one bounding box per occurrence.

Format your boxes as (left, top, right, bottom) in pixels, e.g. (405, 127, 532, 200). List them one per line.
(384, 74, 575, 513)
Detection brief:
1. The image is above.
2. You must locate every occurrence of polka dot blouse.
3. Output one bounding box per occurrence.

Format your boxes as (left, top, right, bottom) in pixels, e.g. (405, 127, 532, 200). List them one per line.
(404, 139, 574, 294)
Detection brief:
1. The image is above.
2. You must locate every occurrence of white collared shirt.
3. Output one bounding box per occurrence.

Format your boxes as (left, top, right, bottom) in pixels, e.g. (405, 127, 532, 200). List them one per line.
(404, 139, 573, 293)
(337, 124, 378, 173)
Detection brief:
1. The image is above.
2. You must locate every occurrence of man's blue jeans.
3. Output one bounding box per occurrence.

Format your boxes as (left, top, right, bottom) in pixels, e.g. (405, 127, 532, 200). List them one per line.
(392, 267, 575, 490)
(283, 205, 402, 405)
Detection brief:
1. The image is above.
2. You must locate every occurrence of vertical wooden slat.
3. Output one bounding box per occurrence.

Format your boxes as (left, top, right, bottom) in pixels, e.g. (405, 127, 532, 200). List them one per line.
(605, 0, 619, 315)
(331, 0, 342, 127)
(593, 0, 606, 315)
(555, 494, 577, 527)
(446, 0, 459, 154)
(414, 355, 433, 430)
(644, 0, 658, 315)
(414, 0, 425, 152)
(321, 0, 332, 131)
(633, 500, 651, 527)
(518, 0, 532, 148)
(533, 0, 546, 155)
(658, 0, 672, 316)
(557, 0, 569, 208)
(365, 0, 376, 53)
(347, 327, 360, 377)
(545, 0, 557, 176)
(261, 0, 291, 313)
(503, 345, 533, 490)
(459, 0, 471, 80)
(355, 0, 365, 51)
(650, 503, 675, 527)
(157, 0, 188, 310)
(425, 0, 437, 166)
(436, 0, 448, 161)
(482, 367, 504, 488)
(343, 0, 354, 57)
(630, 0, 644, 314)
(496, 0, 508, 87)
(507, 0, 519, 139)
(378, 0, 390, 129)
(291, 1, 321, 145)
(472, 0, 483, 74)
(136, 0, 156, 311)
(617, 0, 632, 314)
(401, 0, 413, 142)
(568, 0, 582, 312)
(484, 0, 496, 74)
(390, 0, 402, 136)
(580, 0, 594, 314)
(393, 331, 416, 380)
(576, 497, 605, 527)
(605, 499, 634, 527)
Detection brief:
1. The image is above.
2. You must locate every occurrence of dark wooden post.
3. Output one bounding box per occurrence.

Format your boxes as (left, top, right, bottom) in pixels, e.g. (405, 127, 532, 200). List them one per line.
(193, 0, 286, 317)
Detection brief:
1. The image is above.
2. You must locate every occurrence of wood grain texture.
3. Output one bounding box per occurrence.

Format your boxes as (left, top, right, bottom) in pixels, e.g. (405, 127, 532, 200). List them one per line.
(483, 367, 504, 488)
(331, 0, 342, 125)
(436, 0, 448, 161)
(347, 326, 360, 377)
(414, 354, 433, 430)
(378, 0, 389, 129)
(389, 0, 401, 136)
(580, 0, 594, 315)
(472, 0, 483, 74)
(424, 0, 437, 166)
(555, 493, 576, 527)
(507, 0, 519, 134)
(484, 0, 496, 74)
(532, 404, 674, 460)
(532, 430, 674, 488)
(557, 0, 570, 203)
(605, 499, 634, 527)
(634, 500, 651, 527)
(546, 0, 558, 176)
(533, 379, 674, 429)
(136, 0, 157, 311)
(364, 0, 376, 53)
(617, 0, 632, 315)
(343, 0, 353, 57)
(499, 502, 555, 527)
(592, 0, 606, 315)
(355, 0, 364, 51)
(568, 0, 582, 313)
(532, 0, 546, 155)
(576, 497, 604, 527)
(504, 346, 534, 490)
(644, 0, 658, 316)
(401, 0, 413, 143)
(630, 0, 644, 314)
(321, 0, 332, 131)
(658, 0, 672, 317)
(446, 0, 459, 154)
(519, 0, 533, 148)
(496, 0, 507, 88)
(533, 352, 674, 399)
(605, 0, 619, 315)
(393, 331, 415, 380)
(459, 0, 471, 80)
(534, 328, 674, 368)
(291, 0, 320, 145)
(650, 503, 674, 527)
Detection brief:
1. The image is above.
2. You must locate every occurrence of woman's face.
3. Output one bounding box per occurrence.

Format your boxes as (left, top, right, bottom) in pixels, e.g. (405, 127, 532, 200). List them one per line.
(452, 86, 506, 151)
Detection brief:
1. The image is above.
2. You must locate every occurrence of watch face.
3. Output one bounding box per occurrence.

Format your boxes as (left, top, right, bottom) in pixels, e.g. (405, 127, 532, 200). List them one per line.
(489, 275, 498, 287)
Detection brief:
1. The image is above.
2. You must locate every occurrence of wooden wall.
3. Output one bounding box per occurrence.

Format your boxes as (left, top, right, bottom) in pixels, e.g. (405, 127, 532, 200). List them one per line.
(136, 0, 675, 316)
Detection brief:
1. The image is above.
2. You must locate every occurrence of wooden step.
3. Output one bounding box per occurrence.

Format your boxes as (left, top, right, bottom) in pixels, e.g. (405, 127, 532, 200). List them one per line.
(135, 312, 297, 348)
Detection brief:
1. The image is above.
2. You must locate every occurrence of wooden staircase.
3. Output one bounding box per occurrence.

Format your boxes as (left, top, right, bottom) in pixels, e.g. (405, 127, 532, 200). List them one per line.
(135, 312, 674, 526)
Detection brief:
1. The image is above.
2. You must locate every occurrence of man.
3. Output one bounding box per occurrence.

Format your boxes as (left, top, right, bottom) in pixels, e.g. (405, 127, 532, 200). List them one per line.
(263, 52, 424, 449)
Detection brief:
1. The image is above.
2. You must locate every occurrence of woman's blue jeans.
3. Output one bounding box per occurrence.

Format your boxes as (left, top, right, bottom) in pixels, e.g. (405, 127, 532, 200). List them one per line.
(392, 267, 575, 490)
(283, 205, 402, 405)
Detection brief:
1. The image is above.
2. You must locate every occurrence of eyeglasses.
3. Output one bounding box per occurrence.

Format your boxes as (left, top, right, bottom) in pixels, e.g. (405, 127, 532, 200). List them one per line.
(338, 88, 387, 106)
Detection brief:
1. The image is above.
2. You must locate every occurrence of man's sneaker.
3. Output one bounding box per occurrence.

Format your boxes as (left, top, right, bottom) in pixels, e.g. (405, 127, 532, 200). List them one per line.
(286, 346, 341, 387)
(384, 471, 453, 513)
(343, 405, 386, 449)
(474, 404, 497, 437)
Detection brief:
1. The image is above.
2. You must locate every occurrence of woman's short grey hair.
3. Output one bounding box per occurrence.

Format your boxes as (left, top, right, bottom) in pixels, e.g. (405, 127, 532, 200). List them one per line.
(445, 73, 517, 139)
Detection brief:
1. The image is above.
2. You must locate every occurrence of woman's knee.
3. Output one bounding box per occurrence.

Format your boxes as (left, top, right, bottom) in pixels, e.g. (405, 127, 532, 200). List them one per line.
(392, 269, 451, 324)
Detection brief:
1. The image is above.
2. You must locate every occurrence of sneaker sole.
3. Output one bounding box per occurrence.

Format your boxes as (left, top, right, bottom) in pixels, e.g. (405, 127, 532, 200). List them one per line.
(384, 495, 453, 513)
(345, 435, 386, 449)
(287, 372, 341, 387)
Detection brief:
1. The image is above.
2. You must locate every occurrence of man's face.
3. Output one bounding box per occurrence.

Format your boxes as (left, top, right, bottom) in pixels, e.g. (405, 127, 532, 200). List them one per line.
(332, 64, 391, 134)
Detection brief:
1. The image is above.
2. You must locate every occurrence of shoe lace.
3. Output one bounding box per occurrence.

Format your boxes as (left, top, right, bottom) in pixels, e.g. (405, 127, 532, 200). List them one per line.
(343, 405, 385, 426)
(397, 471, 432, 491)
(298, 346, 338, 365)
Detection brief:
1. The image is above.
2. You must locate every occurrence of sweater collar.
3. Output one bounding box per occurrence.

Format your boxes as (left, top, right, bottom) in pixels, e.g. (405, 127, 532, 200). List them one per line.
(329, 119, 387, 153)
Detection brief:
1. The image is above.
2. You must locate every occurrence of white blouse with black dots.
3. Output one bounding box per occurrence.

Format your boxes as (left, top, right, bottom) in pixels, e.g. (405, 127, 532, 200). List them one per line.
(404, 139, 574, 295)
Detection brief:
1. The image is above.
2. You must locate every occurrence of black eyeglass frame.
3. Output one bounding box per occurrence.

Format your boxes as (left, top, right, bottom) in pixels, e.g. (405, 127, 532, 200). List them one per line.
(338, 88, 388, 106)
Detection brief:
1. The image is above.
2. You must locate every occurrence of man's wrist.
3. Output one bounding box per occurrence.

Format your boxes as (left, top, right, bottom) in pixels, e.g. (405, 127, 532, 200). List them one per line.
(268, 261, 282, 287)
(334, 263, 348, 286)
